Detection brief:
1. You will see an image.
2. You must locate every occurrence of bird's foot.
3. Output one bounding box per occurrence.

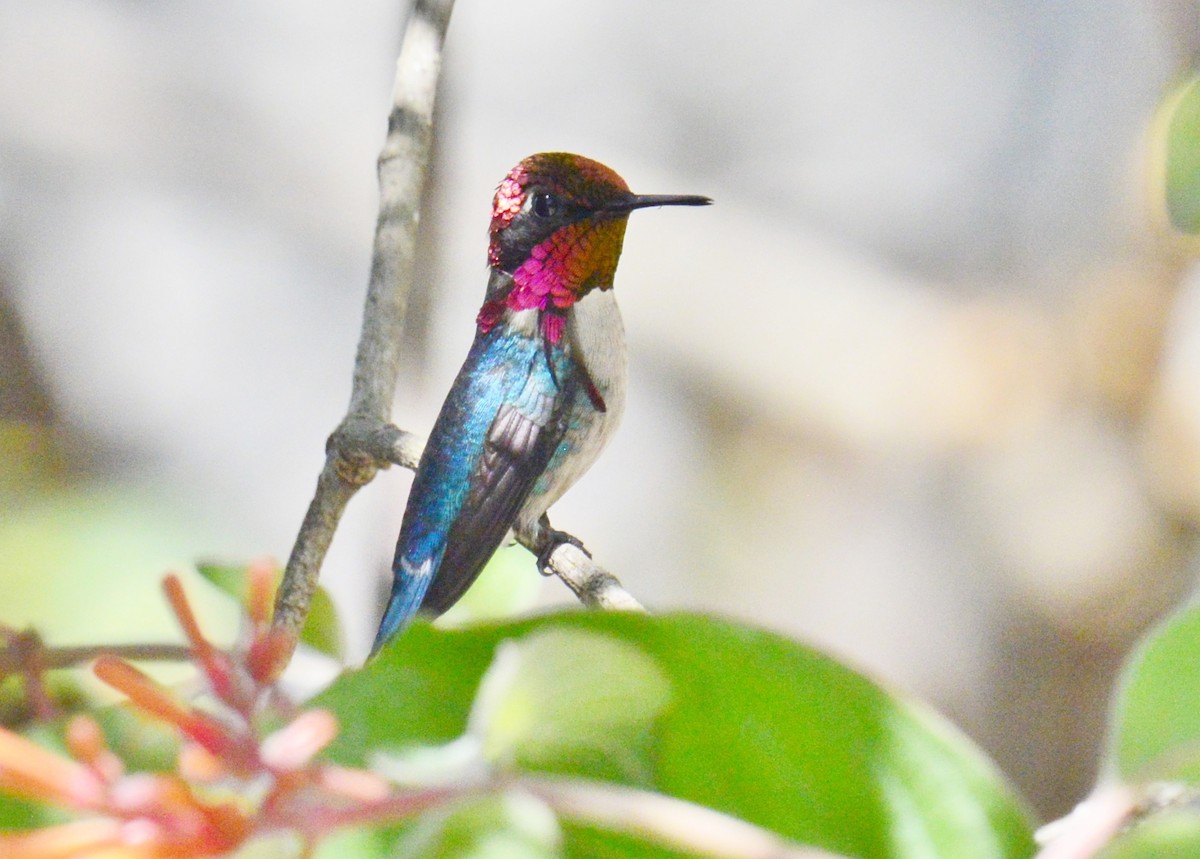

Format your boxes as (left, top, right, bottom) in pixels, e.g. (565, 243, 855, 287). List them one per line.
(534, 520, 591, 575)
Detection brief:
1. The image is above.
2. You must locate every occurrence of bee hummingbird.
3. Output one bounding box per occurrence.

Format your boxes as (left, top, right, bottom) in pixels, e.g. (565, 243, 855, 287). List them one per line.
(372, 152, 709, 653)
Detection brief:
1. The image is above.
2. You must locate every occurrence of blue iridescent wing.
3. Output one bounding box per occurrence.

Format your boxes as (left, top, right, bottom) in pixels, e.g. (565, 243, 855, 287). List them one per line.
(420, 392, 559, 615)
(372, 327, 569, 651)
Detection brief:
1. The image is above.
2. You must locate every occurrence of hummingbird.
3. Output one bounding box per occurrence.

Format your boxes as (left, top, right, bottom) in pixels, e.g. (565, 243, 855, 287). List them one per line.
(372, 152, 709, 653)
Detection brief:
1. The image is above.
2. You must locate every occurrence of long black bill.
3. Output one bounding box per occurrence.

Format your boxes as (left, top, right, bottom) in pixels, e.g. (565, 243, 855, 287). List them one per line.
(603, 193, 713, 213)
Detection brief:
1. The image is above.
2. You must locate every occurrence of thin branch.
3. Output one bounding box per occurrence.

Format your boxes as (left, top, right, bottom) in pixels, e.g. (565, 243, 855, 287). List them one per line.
(296, 785, 474, 834)
(1033, 784, 1136, 859)
(518, 538, 645, 612)
(271, 0, 454, 651)
(0, 641, 192, 674)
(519, 773, 854, 859)
(1029, 781, 1200, 859)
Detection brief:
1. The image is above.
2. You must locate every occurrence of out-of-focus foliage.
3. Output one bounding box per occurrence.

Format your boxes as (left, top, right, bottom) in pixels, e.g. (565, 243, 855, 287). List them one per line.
(1099, 812, 1200, 859)
(318, 612, 1036, 859)
(198, 561, 344, 659)
(0, 425, 238, 652)
(1156, 74, 1200, 236)
(1108, 603, 1200, 783)
(391, 793, 562, 859)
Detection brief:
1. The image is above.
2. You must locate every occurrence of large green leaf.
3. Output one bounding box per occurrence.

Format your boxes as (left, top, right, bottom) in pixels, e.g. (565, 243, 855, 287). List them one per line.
(1108, 603, 1200, 782)
(467, 628, 669, 777)
(317, 612, 1035, 859)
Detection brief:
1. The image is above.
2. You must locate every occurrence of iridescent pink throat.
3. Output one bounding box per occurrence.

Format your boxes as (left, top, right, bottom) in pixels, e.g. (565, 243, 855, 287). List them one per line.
(477, 219, 622, 344)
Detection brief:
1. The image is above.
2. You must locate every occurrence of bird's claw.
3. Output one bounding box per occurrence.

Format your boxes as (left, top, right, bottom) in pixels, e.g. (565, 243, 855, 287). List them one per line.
(536, 528, 590, 575)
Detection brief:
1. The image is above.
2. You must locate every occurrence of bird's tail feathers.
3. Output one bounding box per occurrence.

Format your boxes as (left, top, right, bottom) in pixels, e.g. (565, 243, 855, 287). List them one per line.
(370, 556, 434, 656)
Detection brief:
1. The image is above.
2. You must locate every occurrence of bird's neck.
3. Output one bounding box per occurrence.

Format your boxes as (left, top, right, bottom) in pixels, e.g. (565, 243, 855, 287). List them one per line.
(476, 261, 614, 346)
(479, 221, 627, 344)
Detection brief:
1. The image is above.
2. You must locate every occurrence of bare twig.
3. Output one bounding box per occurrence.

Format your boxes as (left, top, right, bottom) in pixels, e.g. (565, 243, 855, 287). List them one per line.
(1032, 781, 1200, 859)
(1033, 784, 1136, 859)
(271, 0, 454, 650)
(519, 773, 854, 859)
(519, 539, 645, 612)
(0, 633, 192, 675)
(271, 0, 644, 659)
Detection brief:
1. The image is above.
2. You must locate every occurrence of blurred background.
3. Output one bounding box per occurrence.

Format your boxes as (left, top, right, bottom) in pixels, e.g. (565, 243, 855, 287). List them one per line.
(3, 0, 1200, 820)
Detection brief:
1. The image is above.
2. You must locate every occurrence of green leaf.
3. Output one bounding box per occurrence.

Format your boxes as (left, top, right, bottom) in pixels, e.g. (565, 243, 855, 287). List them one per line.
(468, 628, 670, 773)
(558, 823, 692, 859)
(1160, 74, 1200, 235)
(317, 612, 1035, 859)
(195, 561, 249, 603)
(1099, 810, 1200, 859)
(196, 560, 344, 659)
(0, 793, 55, 831)
(311, 826, 397, 859)
(301, 586, 345, 659)
(1108, 603, 1200, 782)
(0, 672, 88, 731)
(92, 701, 182, 773)
(393, 792, 562, 859)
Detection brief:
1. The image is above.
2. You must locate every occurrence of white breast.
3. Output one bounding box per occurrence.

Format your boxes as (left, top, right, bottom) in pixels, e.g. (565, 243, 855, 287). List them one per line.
(567, 287, 627, 422)
(514, 287, 628, 531)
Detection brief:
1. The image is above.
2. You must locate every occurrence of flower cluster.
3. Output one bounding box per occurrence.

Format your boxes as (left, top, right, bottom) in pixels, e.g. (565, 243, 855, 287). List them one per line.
(0, 565, 394, 858)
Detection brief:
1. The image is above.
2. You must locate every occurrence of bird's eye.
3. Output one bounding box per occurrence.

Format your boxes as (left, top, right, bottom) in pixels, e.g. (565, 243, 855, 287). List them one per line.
(531, 191, 557, 218)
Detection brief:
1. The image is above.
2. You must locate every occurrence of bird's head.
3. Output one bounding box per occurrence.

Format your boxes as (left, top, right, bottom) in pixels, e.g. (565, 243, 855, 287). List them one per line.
(482, 153, 709, 335)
